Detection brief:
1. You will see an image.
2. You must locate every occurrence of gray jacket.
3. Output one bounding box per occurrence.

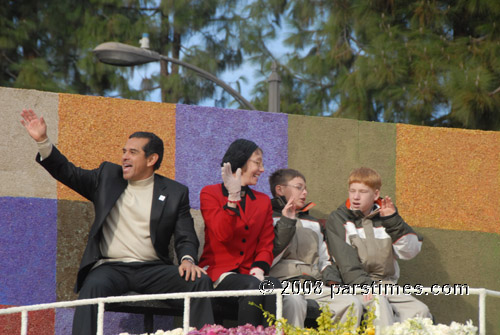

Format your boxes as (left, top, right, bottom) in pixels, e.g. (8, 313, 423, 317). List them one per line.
(270, 197, 342, 284)
(325, 199, 423, 285)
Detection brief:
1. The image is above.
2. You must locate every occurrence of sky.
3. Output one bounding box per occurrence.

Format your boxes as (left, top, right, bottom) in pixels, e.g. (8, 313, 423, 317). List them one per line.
(125, 23, 291, 110)
(128, 58, 260, 108)
(107, 1, 298, 110)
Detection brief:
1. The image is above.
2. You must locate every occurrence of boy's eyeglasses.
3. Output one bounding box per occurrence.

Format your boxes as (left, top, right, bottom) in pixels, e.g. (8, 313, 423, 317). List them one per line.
(283, 184, 307, 192)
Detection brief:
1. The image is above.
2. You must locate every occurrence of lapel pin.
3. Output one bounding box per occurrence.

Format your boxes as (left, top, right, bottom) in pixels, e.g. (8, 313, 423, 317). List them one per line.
(159, 195, 166, 201)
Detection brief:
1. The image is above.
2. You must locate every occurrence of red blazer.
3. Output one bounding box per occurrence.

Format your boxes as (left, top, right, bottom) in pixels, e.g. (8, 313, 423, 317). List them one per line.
(199, 183, 274, 282)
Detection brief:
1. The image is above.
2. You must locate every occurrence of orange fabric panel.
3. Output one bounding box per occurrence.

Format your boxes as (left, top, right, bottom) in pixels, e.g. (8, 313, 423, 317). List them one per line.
(57, 94, 176, 201)
(396, 124, 500, 234)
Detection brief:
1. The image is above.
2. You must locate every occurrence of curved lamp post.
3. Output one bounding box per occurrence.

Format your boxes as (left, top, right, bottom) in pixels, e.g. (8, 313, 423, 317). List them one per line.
(93, 42, 256, 110)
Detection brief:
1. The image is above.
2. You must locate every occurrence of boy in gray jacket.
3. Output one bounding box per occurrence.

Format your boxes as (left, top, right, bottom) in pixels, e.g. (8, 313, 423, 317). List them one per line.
(325, 167, 431, 326)
(269, 168, 362, 327)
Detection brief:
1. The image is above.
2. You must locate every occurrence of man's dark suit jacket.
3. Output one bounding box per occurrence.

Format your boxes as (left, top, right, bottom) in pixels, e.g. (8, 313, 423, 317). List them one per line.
(37, 146, 199, 292)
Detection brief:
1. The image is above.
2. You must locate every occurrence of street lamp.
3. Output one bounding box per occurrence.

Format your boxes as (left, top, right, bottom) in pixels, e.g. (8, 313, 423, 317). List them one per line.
(93, 41, 256, 110)
(267, 61, 281, 114)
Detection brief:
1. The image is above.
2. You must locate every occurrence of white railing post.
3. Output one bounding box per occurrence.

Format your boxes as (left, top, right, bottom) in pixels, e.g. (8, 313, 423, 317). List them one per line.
(478, 289, 486, 335)
(183, 296, 191, 334)
(374, 295, 380, 335)
(20, 310, 28, 335)
(97, 301, 105, 335)
(275, 290, 283, 320)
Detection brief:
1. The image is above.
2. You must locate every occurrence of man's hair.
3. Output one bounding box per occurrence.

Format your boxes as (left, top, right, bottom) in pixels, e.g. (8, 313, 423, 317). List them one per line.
(129, 132, 164, 170)
(269, 168, 306, 197)
(348, 167, 382, 191)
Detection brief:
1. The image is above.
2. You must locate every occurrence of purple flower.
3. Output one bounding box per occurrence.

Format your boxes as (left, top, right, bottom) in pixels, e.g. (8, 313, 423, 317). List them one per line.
(187, 323, 276, 335)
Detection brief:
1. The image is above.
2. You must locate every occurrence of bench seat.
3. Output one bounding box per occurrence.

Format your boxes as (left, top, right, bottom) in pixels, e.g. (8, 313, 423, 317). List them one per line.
(105, 292, 321, 333)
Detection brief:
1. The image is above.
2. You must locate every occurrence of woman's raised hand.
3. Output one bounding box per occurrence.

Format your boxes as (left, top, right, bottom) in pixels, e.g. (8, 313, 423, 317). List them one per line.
(221, 162, 241, 201)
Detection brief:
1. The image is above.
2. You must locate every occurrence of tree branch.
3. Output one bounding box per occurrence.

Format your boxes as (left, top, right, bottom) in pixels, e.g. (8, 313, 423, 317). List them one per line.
(488, 86, 500, 96)
(1, 51, 16, 65)
(5, 68, 17, 80)
(107, 85, 161, 98)
(348, 35, 366, 53)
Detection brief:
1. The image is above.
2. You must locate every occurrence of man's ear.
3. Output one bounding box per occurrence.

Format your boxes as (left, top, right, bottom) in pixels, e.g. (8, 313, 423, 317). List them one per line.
(275, 184, 285, 197)
(147, 153, 159, 168)
(374, 189, 380, 200)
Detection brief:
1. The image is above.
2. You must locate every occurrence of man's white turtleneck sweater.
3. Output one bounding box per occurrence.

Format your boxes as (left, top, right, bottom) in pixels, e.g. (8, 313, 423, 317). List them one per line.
(37, 139, 160, 268)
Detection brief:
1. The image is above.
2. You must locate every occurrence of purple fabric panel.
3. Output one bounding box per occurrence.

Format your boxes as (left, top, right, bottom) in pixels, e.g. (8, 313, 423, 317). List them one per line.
(175, 105, 288, 209)
(0, 197, 57, 305)
(55, 308, 73, 335)
(55, 308, 173, 335)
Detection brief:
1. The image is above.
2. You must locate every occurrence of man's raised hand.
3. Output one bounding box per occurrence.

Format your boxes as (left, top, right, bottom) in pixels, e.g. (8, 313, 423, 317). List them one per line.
(20, 109, 48, 142)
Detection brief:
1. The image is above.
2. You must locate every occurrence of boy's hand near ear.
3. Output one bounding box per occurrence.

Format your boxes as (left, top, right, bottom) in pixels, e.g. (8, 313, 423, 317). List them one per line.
(379, 196, 396, 217)
(282, 195, 297, 219)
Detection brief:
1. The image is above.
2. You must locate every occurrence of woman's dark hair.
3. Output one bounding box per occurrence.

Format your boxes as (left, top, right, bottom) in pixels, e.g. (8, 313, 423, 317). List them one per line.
(221, 139, 260, 173)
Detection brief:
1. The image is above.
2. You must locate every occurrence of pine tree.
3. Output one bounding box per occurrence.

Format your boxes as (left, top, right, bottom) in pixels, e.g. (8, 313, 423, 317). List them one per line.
(0, 0, 247, 107)
(242, 0, 500, 130)
(138, 0, 245, 105)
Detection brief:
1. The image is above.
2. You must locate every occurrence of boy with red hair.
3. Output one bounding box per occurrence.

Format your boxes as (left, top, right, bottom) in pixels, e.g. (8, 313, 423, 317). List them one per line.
(269, 168, 362, 327)
(325, 167, 431, 326)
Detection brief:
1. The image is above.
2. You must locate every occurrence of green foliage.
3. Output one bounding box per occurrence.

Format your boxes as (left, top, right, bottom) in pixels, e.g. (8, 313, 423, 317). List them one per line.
(0, 0, 248, 107)
(2, 0, 500, 129)
(242, 0, 500, 130)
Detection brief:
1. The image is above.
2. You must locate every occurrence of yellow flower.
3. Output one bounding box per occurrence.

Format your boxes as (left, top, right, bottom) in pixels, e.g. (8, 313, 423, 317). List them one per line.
(364, 328, 375, 335)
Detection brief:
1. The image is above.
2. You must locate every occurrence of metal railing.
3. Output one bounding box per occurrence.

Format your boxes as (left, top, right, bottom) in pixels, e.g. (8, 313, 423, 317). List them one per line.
(0, 289, 282, 335)
(0, 287, 499, 335)
(367, 287, 500, 335)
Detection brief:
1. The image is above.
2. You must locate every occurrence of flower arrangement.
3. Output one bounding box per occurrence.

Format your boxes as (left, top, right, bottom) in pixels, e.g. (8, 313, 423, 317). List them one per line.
(381, 317, 477, 335)
(188, 324, 275, 335)
(252, 302, 376, 335)
(119, 302, 477, 335)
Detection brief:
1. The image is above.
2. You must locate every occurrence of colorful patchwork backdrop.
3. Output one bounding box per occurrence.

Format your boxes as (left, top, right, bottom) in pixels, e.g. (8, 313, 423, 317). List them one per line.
(1, 86, 498, 334)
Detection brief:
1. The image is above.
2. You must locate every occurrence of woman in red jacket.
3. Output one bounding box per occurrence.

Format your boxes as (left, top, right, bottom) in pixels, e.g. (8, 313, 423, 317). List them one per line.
(199, 139, 279, 326)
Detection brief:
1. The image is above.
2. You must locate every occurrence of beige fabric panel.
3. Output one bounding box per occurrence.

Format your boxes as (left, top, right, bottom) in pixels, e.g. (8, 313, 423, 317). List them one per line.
(398, 227, 499, 333)
(56, 200, 94, 302)
(288, 115, 396, 219)
(358, 120, 397, 200)
(0, 87, 59, 199)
